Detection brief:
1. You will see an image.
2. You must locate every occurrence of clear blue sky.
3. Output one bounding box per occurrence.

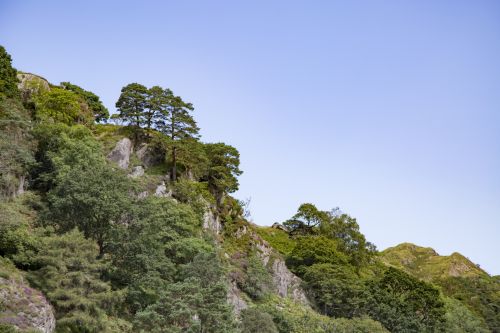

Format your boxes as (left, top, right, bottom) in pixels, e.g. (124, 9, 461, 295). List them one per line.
(1, 1, 499, 275)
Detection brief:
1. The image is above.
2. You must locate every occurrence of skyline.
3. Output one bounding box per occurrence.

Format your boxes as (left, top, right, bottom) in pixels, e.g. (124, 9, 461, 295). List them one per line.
(1, 0, 499, 274)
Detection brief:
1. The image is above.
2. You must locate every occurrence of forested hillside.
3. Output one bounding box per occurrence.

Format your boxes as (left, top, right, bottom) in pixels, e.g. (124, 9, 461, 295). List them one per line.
(0, 45, 498, 333)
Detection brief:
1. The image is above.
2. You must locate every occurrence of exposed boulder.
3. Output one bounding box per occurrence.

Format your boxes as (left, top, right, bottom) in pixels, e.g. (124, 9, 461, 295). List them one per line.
(107, 138, 132, 169)
(227, 280, 248, 315)
(16, 72, 50, 103)
(128, 165, 144, 178)
(271, 222, 289, 232)
(232, 223, 310, 306)
(154, 181, 172, 198)
(135, 143, 165, 168)
(203, 208, 222, 235)
(0, 260, 55, 333)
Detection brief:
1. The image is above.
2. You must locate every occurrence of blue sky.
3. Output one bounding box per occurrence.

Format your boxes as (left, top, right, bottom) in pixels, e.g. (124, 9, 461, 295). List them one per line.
(1, 1, 499, 274)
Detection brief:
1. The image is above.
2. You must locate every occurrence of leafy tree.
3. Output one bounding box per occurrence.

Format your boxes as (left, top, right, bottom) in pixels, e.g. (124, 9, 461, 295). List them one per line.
(0, 45, 19, 100)
(108, 197, 201, 312)
(31, 123, 92, 192)
(203, 143, 242, 203)
(284, 203, 329, 236)
(133, 253, 237, 333)
(303, 263, 365, 318)
(241, 308, 278, 333)
(34, 87, 93, 125)
(0, 46, 34, 198)
(237, 254, 274, 300)
(321, 212, 376, 268)
(175, 138, 209, 180)
(364, 267, 446, 333)
(60, 81, 109, 122)
(443, 297, 489, 333)
(0, 98, 34, 198)
(437, 275, 500, 332)
(286, 236, 349, 275)
(0, 194, 40, 267)
(39, 125, 132, 255)
(115, 83, 148, 128)
(28, 229, 129, 332)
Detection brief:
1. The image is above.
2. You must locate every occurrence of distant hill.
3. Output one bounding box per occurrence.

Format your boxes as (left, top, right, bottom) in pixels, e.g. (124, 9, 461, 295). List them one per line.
(382, 243, 500, 332)
(381, 242, 487, 280)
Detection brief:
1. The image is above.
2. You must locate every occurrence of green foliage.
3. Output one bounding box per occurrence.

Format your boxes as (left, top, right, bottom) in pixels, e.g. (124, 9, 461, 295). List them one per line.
(320, 212, 376, 268)
(133, 253, 237, 333)
(437, 275, 500, 332)
(241, 308, 278, 333)
(284, 203, 329, 236)
(0, 324, 17, 333)
(203, 143, 242, 201)
(108, 197, 201, 312)
(60, 82, 109, 122)
(286, 236, 349, 274)
(382, 243, 500, 331)
(256, 227, 296, 256)
(114, 83, 148, 128)
(175, 138, 209, 180)
(284, 204, 375, 268)
(28, 229, 129, 333)
(0, 194, 40, 266)
(34, 88, 93, 125)
(0, 45, 19, 100)
(257, 297, 388, 333)
(302, 263, 365, 318)
(443, 297, 489, 333)
(36, 124, 132, 254)
(0, 91, 35, 198)
(235, 253, 274, 300)
(364, 267, 446, 333)
(172, 178, 214, 217)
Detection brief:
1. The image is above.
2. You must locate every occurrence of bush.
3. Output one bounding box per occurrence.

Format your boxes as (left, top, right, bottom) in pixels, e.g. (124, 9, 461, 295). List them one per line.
(241, 308, 278, 333)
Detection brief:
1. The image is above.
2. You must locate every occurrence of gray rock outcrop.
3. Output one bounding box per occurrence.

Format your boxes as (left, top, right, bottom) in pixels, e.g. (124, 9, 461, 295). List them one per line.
(107, 138, 132, 169)
(231, 223, 310, 307)
(203, 208, 222, 235)
(0, 276, 55, 333)
(128, 166, 144, 178)
(135, 143, 165, 168)
(154, 181, 172, 198)
(17, 72, 50, 102)
(227, 280, 248, 315)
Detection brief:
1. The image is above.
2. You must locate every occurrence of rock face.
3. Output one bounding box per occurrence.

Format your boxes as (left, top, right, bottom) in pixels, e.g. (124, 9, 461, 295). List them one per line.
(227, 280, 248, 315)
(135, 143, 165, 168)
(107, 138, 132, 169)
(231, 223, 310, 307)
(0, 277, 55, 333)
(17, 72, 50, 102)
(203, 207, 222, 235)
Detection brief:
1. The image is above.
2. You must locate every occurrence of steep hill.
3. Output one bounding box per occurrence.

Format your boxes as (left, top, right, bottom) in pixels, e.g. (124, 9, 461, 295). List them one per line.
(381, 242, 487, 280)
(1, 45, 499, 333)
(382, 243, 500, 332)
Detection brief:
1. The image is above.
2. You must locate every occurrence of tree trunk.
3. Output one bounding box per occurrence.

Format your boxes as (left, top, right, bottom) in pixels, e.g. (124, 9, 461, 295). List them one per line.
(171, 146, 177, 181)
(170, 112, 176, 181)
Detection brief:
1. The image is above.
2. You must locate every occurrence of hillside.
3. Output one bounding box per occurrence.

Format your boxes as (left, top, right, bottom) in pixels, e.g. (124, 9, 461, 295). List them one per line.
(0, 45, 499, 333)
(381, 243, 500, 332)
(381, 242, 487, 280)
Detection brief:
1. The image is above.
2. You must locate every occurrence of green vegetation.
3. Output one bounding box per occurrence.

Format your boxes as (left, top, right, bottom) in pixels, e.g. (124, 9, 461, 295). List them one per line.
(1, 45, 498, 333)
(382, 243, 499, 332)
(60, 82, 109, 122)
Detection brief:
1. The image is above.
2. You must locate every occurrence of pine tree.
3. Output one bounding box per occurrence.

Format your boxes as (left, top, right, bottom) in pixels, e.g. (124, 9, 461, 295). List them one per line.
(156, 92, 199, 181)
(115, 83, 148, 128)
